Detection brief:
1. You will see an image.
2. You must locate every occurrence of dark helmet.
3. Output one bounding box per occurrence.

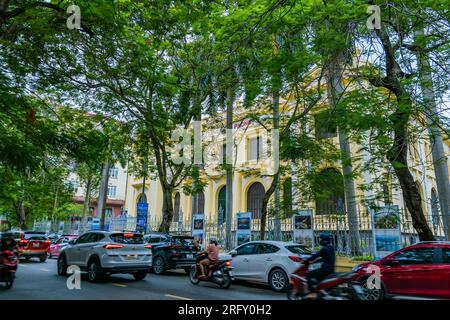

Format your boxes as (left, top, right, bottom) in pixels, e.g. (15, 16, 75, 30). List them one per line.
(319, 232, 332, 246)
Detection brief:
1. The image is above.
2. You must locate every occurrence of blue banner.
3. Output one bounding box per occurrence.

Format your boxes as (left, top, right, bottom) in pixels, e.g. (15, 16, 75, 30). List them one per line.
(136, 203, 149, 234)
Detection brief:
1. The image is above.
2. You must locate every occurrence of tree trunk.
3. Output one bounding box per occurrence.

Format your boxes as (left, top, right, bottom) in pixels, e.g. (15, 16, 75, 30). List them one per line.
(260, 172, 279, 240)
(81, 176, 92, 227)
(51, 184, 59, 233)
(225, 87, 234, 250)
(327, 52, 362, 256)
(158, 186, 174, 233)
(98, 159, 110, 230)
(273, 81, 282, 241)
(372, 26, 434, 241)
(415, 28, 450, 239)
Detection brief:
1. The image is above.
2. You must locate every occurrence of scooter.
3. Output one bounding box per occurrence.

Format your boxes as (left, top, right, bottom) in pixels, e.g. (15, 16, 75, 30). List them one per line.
(287, 262, 365, 300)
(189, 252, 234, 289)
(0, 250, 19, 289)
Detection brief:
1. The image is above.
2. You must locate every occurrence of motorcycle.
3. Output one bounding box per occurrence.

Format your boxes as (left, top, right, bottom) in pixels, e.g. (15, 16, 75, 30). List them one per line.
(0, 250, 19, 289)
(189, 252, 234, 289)
(287, 262, 365, 300)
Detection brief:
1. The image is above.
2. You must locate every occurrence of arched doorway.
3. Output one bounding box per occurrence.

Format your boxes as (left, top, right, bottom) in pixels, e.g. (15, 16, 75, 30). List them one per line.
(313, 168, 346, 215)
(173, 192, 181, 222)
(247, 182, 265, 219)
(218, 186, 226, 226)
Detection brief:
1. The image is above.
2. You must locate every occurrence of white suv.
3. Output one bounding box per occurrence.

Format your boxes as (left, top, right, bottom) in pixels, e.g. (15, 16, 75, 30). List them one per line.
(57, 231, 153, 282)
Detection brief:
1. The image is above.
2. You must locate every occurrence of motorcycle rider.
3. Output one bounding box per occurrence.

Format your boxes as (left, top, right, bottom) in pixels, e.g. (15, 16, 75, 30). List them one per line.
(0, 233, 18, 252)
(198, 237, 219, 279)
(304, 232, 335, 297)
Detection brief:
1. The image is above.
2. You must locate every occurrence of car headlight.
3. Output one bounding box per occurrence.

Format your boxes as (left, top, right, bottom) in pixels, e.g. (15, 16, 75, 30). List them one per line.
(352, 265, 363, 272)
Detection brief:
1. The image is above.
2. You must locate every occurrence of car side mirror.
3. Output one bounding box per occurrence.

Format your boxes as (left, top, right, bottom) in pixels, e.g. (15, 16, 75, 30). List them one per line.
(68, 239, 76, 245)
(229, 250, 238, 257)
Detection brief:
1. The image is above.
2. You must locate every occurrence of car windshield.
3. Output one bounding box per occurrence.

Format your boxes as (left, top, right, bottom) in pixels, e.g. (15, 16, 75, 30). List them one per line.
(170, 237, 194, 246)
(110, 233, 144, 244)
(286, 245, 311, 255)
(26, 235, 47, 241)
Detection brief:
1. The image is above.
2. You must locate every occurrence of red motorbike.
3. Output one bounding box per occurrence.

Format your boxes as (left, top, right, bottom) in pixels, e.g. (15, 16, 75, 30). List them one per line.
(287, 262, 365, 300)
(0, 250, 19, 289)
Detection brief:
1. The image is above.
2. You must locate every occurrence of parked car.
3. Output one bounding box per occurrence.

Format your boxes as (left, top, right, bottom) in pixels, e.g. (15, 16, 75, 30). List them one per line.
(353, 241, 450, 300)
(227, 241, 312, 292)
(148, 234, 200, 275)
(18, 231, 51, 262)
(48, 235, 79, 259)
(57, 231, 153, 282)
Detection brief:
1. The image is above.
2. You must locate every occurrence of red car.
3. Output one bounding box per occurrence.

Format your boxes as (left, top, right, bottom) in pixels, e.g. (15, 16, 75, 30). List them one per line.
(354, 241, 450, 300)
(18, 231, 51, 262)
(48, 235, 78, 259)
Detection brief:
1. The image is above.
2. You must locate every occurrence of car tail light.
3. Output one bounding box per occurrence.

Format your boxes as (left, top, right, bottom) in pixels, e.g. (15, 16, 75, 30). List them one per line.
(225, 261, 232, 267)
(144, 244, 153, 249)
(103, 244, 124, 249)
(167, 245, 182, 249)
(19, 240, 28, 246)
(289, 256, 303, 262)
(124, 233, 134, 238)
(45, 240, 51, 244)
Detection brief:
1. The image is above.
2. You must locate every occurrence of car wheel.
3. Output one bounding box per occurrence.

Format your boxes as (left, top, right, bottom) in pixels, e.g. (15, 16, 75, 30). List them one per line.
(40, 255, 47, 263)
(133, 271, 147, 281)
(269, 269, 289, 292)
(360, 278, 385, 300)
(57, 255, 68, 276)
(152, 256, 166, 275)
(87, 258, 104, 283)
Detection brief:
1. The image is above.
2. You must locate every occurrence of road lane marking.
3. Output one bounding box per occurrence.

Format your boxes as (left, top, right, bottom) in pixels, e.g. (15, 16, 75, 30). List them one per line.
(40, 268, 50, 272)
(165, 294, 193, 300)
(110, 283, 128, 288)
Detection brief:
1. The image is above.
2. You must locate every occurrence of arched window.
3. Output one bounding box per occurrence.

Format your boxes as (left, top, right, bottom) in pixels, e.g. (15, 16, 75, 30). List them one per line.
(192, 192, 205, 215)
(218, 186, 226, 225)
(431, 188, 441, 231)
(173, 192, 181, 222)
(247, 182, 265, 219)
(313, 168, 346, 215)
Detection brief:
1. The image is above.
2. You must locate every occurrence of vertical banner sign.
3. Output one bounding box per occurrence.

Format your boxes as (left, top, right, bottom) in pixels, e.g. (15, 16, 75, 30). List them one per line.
(192, 214, 205, 250)
(236, 212, 252, 246)
(371, 205, 402, 259)
(292, 209, 314, 252)
(136, 203, 149, 234)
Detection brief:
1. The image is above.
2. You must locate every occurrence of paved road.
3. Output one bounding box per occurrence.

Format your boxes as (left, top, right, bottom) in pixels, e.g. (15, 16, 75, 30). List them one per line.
(0, 258, 285, 300)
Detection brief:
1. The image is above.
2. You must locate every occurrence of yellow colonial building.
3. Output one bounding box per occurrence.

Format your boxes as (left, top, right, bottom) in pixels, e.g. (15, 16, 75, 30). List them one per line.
(121, 101, 450, 241)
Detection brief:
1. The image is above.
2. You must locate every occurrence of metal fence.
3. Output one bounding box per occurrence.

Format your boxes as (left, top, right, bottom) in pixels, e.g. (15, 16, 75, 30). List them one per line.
(33, 208, 447, 258)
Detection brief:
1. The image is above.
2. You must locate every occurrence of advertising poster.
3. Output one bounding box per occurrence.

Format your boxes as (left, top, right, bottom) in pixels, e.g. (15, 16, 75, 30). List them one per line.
(371, 205, 402, 259)
(292, 209, 314, 251)
(192, 214, 205, 249)
(136, 202, 149, 234)
(91, 218, 100, 230)
(236, 212, 252, 246)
